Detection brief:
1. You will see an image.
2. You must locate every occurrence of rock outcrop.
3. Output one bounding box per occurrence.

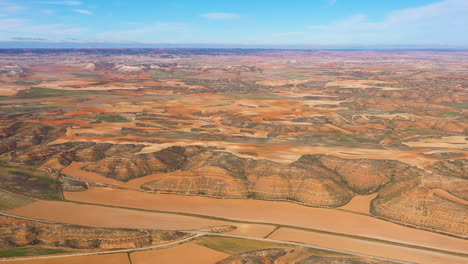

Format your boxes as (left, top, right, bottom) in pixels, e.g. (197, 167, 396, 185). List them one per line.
(0, 65, 29, 77)
(427, 159, 467, 179)
(0, 215, 185, 250)
(371, 185, 468, 237)
(297, 256, 386, 264)
(217, 248, 293, 264)
(0, 122, 66, 155)
(291, 154, 417, 195)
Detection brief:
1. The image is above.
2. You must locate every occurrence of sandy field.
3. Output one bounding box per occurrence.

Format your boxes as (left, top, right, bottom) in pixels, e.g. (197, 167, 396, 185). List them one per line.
(65, 187, 468, 254)
(7, 200, 227, 230)
(139, 141, 438, 168)
(403, 136, 468, 149)
(5, 200, 275, 238)
(61, 162, 130, 188)
(130, 242, 229, 264)
(269, 228, 468, 264)
(226, 223, 276, 237)
(337, 193, 378, 214)
(2, 253, 129, 264)
(431, 189, 468, 205)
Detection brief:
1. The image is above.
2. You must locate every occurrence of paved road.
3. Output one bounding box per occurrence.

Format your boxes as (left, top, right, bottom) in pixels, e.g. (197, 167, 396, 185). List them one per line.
(0, 211, 59, 225)
(0, 211, 415, 264)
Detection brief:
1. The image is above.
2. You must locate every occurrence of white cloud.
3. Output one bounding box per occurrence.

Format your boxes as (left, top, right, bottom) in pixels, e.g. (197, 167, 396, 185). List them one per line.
(0, 18, 87, 36)
(326, 0, 337, 8)
(11, 37, 47, 41)
(0, 0, 25, 13)
(306, 0, 468, 45)
(200, 13, 240, 20)
(272, 32, 305, 37)
(0, 18, 29, 30)
(98, 23, 188, 41)
(41, 9, 56, 14)
(308, 25, 327, 30)
(73, 9, 92, 15)
(39, 1, 81, 5)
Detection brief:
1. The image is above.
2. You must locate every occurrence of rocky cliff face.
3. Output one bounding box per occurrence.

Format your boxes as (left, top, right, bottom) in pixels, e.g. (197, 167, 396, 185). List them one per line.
(370, 168, 468, 237)
(0, 65, 29, 77)
(427, 159, 467, 179)
(0, 122, 66, 155)
(371, 185, 467, 237)
(82, 146, 355, 207)
(297, 255, 387, 264)
(0, 215, 186, 250)
(217, 248, 389, 264)
(291, 154, 418, 195)
(217, 248, 293, 264)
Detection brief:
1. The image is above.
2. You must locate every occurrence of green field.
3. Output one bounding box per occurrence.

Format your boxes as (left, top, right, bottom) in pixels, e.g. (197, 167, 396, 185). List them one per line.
(71, 72, 104, 78)
(0, 247, 68, 258)
(224, 92, 289, 100)
(0, 163, 62, 200)
(194, 236, 338, 256)
(153, 70, 189, 79)
(0, 189, 35, 210)
(13, 80, 42, 85)
(76, 114, 131, 123)
(16, 87, 102, 98)
(194, 236, 288, 254)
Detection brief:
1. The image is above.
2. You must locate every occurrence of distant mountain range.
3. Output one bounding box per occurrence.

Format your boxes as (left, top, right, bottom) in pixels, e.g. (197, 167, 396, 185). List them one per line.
(0, 41, 466, 50)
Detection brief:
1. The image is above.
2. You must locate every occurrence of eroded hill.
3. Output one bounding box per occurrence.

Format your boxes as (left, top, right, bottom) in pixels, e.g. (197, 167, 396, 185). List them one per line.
(0, 49, 466, 243)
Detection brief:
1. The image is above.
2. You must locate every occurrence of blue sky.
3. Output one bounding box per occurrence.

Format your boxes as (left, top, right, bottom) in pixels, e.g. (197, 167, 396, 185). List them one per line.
(1, 0, 467, 47)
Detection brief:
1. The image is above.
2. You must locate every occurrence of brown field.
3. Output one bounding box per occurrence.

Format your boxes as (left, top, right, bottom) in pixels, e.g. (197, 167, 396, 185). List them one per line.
(6, 199, 275, 238)
(337, 193, 378, 214)
(7, 200, 227, 230)
(403, 136, 468, 149)
(130, 242, 230, 264)
(2, 253, 129, 264)
(226, 223, 276, 237)
(268, 228, 468, 264)
(65, 187, 468, 253)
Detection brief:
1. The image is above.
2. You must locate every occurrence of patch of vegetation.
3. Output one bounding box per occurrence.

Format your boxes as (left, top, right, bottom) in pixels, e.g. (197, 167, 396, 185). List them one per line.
(152, 70, 189, 79)
(441, 111, 460, 117)
(438, 102, 468, 109)
(0, 163, 62, 200)
(16, 87, 102, 98)
(334, 132, 352, 141)
(194, 236, 289, 254)
(90, 81, 112, 86)
(277, 72, 311, 79)
(76, 114, 130, 123)
(13, 80, 42, 85)
(224, 93, 289, 100)
(71, 72, 104, 78)
(0, 247, 68, 258)
(0, 189, 35, 210)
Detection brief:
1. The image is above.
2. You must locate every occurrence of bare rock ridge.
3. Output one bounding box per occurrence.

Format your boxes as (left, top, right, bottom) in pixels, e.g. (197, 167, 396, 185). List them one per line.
(0, 122, 67, 155)
(291, 154, 418, 195)
(0, 215, 185, 250)
(217, 248, 293, 264)
(217, 248, 390, 264)
(0, 65, 29, 77)
(427, 159, 467, 179)
(82, 61, 144, 73)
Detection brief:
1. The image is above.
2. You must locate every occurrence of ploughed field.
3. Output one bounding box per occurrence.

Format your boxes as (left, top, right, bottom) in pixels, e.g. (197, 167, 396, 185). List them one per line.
(0, 49, 467, 263)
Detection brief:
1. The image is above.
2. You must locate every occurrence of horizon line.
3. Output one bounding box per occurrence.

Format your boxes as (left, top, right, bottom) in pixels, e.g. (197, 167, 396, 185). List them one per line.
(0, 41, 467, 50)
